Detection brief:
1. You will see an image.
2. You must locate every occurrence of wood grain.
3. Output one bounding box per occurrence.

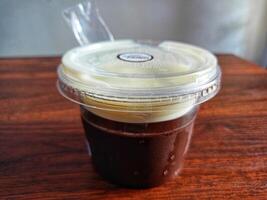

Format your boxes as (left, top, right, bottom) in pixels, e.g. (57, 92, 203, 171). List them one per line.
(0, 55, 266, 200)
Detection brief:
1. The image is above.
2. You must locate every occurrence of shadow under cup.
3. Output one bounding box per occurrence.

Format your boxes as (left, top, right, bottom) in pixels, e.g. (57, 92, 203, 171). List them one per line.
(80, 106, 198, 188)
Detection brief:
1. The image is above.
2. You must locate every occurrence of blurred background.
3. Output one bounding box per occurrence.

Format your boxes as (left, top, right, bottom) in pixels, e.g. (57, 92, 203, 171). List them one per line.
(0, 0, 266, 67)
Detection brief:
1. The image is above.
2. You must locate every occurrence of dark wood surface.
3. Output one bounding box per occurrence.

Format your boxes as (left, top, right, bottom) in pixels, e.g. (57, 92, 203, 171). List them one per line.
(0, 55, 266, 200)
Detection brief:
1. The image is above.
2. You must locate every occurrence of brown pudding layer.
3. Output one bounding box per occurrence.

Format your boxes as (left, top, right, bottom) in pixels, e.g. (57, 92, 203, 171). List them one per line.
(81, 106, 197, 188)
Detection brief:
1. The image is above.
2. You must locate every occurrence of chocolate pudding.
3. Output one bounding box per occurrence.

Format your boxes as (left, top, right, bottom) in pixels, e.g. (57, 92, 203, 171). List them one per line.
(57, 40, 221, 188)
(81, 106, 197, 188)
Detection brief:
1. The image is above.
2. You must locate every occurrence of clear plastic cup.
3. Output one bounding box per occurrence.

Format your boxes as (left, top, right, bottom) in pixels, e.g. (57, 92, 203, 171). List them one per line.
(57, 40, 221, 188)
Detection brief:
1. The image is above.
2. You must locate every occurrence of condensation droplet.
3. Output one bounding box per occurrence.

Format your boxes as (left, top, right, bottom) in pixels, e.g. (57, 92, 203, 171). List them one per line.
(134, 171, 139, 176)
(170, 154, 175, 161)
(139, 140, 145, 144)
(174, 170, 180, 176)
(163, 169, 168, 176)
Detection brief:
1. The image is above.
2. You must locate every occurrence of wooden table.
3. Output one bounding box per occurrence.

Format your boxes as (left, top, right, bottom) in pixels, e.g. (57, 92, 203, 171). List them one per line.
(0, 55, 266, 200)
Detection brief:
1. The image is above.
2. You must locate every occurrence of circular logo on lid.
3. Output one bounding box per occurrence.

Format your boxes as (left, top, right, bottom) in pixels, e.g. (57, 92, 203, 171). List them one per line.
(117, 52, 153, 62)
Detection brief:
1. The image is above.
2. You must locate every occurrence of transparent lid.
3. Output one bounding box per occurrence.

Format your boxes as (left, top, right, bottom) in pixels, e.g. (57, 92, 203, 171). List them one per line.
(57, 40, 221, 113)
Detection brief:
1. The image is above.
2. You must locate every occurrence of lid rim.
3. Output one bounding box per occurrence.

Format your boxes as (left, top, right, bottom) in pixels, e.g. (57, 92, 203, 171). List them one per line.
(58, 65, 221, 101)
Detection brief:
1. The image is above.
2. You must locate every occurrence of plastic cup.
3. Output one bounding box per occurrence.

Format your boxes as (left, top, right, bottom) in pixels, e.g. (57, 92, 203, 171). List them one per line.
(57, 40, 221, 188)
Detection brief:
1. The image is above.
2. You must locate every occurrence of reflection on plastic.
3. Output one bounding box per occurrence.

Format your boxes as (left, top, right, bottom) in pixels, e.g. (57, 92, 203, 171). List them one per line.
(63, 0, 114, 45)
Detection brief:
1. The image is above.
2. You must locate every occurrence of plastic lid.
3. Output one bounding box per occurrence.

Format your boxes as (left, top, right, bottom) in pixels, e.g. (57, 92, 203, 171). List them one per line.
(57, 40, 221, 122)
